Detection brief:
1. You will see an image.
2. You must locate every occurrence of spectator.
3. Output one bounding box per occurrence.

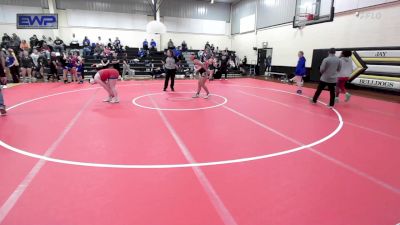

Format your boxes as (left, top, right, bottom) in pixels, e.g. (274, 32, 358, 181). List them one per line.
(150, 39, 156, 49)
(53, 37, 64, 53)
(1, 33, 11, 49)
(29, 35, 39, 49)
(20, 50, 34, 83)
(138, 48, 147, 58)
(97, 36, 103, 45)
(19, 40, 31, 55)
(143, 39, 149, 50)
(0, 50, 6, 115)
(103, 46, 111, 58)
(49, 52, 59, 82)
(90, 43, 96, 55)
(9, 33, 21, 54)
(173, 47, 182, 60)
(220, 51, 228, 80)
(56, 53, 67, 83)
(240, 55, 247, 74)
(151, 67, 164, 79)
(210, 44, 215, 52)
(38, 35, 47, 49)
(47, 37, 54, 48)
(204, 41, 210, 50)
(107, 38, 113, 49)
(242, 56, 247, 66)
(77, 56, 84, 83)
(83, 36, 91, 57)
(122, 54, 130, 79)
(93, 43, 104, 59)
(41, 43, 51, 59)
(100, 57, 110, 68)
(70, 34, 79, 51)
(111, 53, 121, 76)
(30, 49, 41, 79)
(181, 40, 188, 51)
(266, 55, 271, 72)
(336, 50, 353, 102)
(167, 39, 174, 49)
(113, 37, 122, 53)
(37, 52, 48, 80)
(234, 54, 239, 67)
(5, 49, 19, 83)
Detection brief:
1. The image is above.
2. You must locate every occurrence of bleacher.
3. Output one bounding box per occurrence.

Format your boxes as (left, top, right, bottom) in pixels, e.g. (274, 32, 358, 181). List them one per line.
(82, 47, 192, 79)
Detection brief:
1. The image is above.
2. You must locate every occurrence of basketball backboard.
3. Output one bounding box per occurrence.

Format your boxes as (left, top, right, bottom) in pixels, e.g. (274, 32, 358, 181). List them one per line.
(293, 0, 335, 28)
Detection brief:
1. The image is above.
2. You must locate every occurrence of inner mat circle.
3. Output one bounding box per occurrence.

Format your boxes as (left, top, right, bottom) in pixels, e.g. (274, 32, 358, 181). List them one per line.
(132, 92, 228, 111)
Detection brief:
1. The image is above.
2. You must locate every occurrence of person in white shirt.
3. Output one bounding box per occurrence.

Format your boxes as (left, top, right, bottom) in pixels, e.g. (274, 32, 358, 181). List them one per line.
(336, 50, 353, 103)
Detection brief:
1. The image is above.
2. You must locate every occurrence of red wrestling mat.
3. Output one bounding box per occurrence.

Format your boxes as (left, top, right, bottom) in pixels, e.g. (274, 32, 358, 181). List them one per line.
(0, 78, 399, 225)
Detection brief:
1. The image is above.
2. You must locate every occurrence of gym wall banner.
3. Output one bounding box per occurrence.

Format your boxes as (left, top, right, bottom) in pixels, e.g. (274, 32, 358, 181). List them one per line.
(17, 14, 58, 29)
(311, 47, 400, 92)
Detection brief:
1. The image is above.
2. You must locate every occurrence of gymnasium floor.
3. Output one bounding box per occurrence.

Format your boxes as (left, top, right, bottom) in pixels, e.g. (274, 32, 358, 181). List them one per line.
(0, 78, 399, 225)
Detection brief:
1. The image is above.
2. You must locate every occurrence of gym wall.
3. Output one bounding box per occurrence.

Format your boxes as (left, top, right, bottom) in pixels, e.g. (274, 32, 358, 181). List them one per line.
(231, 1, 400, 71)
(0, 3, 232, 50)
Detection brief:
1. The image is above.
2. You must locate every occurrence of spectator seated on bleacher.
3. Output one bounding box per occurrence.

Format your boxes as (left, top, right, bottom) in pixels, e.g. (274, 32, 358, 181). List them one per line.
(41, 43, 51, 59)
(143, 39, 149, 50)
(173, 47, 183, 60)
(70, 34, 80, 50)
(93, 43, 104, 59)
(83, 36, 91, 57)
(53, 37, 64, 53)
(167, 39, 175, 50)
(138, 48, 147, 58)
(113, 37, 122, 53)
(204, 41, 211, 50)
(103, 46, 112, 58)
(150, 39, 156, 50)
(100, 57, 110, 69)
(107, 38, 113, 49)
(181, 41, 188, 51)
(47, 37, 54, 50)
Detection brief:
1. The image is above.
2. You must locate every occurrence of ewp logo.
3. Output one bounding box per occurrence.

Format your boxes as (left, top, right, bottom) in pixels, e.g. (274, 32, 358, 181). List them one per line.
(17, 14, 58, 29)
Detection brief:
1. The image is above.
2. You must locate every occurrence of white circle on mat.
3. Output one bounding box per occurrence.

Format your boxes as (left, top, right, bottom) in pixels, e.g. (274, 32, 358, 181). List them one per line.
(132, 92, 228, 111)
(0, 83, 344, 169)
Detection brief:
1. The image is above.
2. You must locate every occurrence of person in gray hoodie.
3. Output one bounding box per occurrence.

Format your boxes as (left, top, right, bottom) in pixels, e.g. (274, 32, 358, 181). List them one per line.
(310, 48, 341, 108)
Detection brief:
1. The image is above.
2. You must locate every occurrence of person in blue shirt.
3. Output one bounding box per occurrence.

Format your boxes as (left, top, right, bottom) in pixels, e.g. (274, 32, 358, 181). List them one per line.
(83, 36, 91, 57)
(291, 51, 306, 94)
(6, 49, 19, 83)
(172, 47, 182, 60)
(150, 39, 156, 50)
(138, 48, 147, 58)
(143, 39, 149, 50)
